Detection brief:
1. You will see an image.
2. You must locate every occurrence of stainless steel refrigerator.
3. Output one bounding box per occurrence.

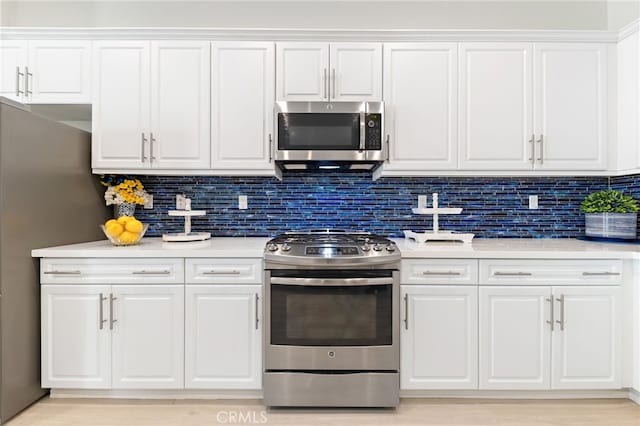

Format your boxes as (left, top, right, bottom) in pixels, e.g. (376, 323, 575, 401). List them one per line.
(0, 97, 108, 423)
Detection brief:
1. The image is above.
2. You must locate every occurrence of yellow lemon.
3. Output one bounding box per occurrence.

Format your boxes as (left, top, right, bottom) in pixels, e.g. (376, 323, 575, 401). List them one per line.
(119, 231, 139, 244)
(116, 216, 133, 225)
(125, 219, 143, 233)
(105, 223, 124, 238)
(105, 219, 118, 228)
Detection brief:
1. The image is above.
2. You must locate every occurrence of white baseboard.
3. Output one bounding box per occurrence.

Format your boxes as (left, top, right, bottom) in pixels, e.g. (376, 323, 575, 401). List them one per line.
(50, 389, 263, 400)
(400, 389, 631, 399)
(629, 388, 640, 405)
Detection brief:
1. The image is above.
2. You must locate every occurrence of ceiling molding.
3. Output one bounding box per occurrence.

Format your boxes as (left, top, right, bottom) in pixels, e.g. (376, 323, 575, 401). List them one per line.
(618, 18, 640, 42)
(0, 27, 619, 43)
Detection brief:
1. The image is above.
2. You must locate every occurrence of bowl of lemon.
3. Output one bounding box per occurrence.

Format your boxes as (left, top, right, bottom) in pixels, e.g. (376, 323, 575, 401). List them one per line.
(101, 216, 148, 246)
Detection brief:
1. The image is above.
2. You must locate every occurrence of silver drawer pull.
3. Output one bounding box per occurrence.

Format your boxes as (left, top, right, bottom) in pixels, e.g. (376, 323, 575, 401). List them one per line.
(493, 271, 532, 276)
(131, 270, 171, 275)
(44, 270, 81, 275)
(203, 270, 241, 275)
(422, 271, 462, 276)
(582, 272, 620, 276)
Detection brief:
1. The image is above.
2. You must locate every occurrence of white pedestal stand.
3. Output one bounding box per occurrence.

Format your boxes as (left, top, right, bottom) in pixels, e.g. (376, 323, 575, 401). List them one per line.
(162, 199, 211, 242)
(404, 193, 475, 243)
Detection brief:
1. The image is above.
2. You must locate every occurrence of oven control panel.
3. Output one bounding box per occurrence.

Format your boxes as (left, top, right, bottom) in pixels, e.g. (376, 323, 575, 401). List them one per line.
(305, 246, 359, 256)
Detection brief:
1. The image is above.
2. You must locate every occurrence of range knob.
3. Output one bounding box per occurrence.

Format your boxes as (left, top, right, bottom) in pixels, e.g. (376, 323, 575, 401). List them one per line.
(281, 243, 292, 252)
(385, 245, 396, 252)
(361, 244, 371, 252)
(373, 244, 383, 252)
(267, 243, 279, 252)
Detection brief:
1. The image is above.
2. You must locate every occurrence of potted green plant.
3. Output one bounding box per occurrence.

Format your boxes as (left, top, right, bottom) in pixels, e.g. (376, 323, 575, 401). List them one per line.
(580, 190, 639, 239)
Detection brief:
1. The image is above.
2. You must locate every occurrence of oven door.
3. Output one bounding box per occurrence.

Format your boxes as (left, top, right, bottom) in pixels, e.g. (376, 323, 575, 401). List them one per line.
(274, 101, 383, 162)
(264, 270, 399, 371)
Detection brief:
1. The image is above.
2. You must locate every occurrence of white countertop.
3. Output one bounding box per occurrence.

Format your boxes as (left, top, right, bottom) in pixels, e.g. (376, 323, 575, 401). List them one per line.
(32, 236, 640, 259)
(31, 237, 270, 258)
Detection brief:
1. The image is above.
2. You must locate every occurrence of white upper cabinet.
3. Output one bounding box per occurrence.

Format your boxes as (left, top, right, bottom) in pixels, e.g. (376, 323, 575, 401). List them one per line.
(533, 44, 607, 170)
(551, 286, 621, 389)
(92, 41, 211, 171)
(211, 42, 275, 171)
(276, 42, 381, 101)
(0, 40, 90, 104)
(383, 43, 458, 171)
(459, 43, 534, 170)
(111, 285, 185, 389)
(401, 285, 478, 390)
(150, 41, 210, 169)
(479, 286, 552, 390)
(92, 41, 151, 170)
(27, 40, 92, 104)
(0, 40, 27, 102)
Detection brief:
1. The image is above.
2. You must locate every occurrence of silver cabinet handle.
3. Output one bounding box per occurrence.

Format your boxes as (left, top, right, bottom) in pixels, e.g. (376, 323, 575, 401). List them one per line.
(255, 293, 260, 330)
(422, 271, 462, 276)
(528, 134, 535, 164)
(546, 295, 554, 331)
(493, 271, 532, 276)
(270, 277, 393, 286)
(132, 270, 171, 275)
(385, 135, 390, 162)
(44, 270, 81, 275)
(268, 133, 273, 163)
(16, 67, 24, 97)
(323, 68, 327, 99)
(403, 294, 409, 330)
(150, 132, 157, 161)
(99, 293, 107, 330)
(582, 271, 620, 276)
(202, 270, 240, 275)
(109, 293, 117, 330)
(555, 294, 565, 331)
(141, 133, 148, 163)
(536, 134, 544, 164)
(25, 66, 32, 96)
(332, 68, 336, 99)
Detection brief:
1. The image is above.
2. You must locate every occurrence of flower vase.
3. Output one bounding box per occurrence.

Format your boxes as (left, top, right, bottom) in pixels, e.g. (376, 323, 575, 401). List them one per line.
(115, 202, 136, 218)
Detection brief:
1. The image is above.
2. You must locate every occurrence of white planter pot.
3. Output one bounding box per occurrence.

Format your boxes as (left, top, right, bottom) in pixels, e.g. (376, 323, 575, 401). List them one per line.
(585, 213, 638, 240)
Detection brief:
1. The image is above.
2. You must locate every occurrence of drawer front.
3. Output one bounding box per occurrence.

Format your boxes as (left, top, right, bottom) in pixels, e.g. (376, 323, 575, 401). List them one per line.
(401, 259, 478, 285)
(479, 259, 623, 285)
(185, 258, 262, 284)
(41, 258, 184, 284)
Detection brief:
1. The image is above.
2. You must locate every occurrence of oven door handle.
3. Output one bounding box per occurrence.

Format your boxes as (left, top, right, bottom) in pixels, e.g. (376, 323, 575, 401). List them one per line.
(270, 277, 394, 286)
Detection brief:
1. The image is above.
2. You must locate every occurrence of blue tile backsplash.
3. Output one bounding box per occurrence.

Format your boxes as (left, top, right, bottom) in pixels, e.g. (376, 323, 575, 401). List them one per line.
(129, 172, 611, 238)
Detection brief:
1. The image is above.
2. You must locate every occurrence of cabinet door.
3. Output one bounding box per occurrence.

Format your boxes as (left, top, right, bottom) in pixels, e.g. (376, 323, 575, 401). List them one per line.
(534, 44, 607, 170)
(401, 285, 478, 390)
(551, 286, 621, 389)
(41, 285, 111, 389)
(111, 285, 184, 389)
(383, 43, 458, 171)
(92, 41, 150, 170)
(479, 286, 551, 390)
(211, 42, 275, 171)
(27, 40, 91, 104)
(185, 285, 262, 389)
(459, 43, 534, 170)
(150, 41, 210, 169)
(0, 40, 27, 102)
(276, 43, 328, 101)
(329, 43, 382, 101)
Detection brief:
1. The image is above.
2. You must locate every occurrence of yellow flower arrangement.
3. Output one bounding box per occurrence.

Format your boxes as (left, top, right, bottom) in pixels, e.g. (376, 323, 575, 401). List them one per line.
(101, 176, 151, 206)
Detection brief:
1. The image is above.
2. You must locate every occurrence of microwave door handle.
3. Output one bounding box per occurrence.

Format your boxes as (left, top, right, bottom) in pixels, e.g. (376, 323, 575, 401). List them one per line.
(359, 111, 366, 152)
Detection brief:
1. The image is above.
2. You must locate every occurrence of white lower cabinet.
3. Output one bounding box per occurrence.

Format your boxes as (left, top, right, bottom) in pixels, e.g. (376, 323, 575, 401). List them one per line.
(41, 283, 184, 389)
(479, 285, 621, 390)
(111, 285, 184, 389)
(41, 285, 111, 389)
(401, 285, 478, 389)
(185, 285, 262, 389)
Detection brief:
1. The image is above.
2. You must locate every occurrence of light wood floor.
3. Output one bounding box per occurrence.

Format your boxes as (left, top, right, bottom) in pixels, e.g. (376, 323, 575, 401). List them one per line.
(7, 397, 640, 426)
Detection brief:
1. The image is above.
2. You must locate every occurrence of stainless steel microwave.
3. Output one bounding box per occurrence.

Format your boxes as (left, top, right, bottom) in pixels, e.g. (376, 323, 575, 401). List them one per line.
(274, 101, 384, 166)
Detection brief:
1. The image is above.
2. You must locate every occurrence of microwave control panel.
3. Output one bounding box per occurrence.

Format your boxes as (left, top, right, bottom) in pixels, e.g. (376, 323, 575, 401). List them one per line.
(365, 113, 382, 150)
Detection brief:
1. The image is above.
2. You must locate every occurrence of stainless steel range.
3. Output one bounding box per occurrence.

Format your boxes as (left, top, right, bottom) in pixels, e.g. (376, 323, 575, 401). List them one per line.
(263, 230, 400, 408)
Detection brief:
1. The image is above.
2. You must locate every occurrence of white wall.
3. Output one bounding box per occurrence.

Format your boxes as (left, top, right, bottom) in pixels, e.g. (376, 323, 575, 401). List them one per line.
(0, 1, 612, 30)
